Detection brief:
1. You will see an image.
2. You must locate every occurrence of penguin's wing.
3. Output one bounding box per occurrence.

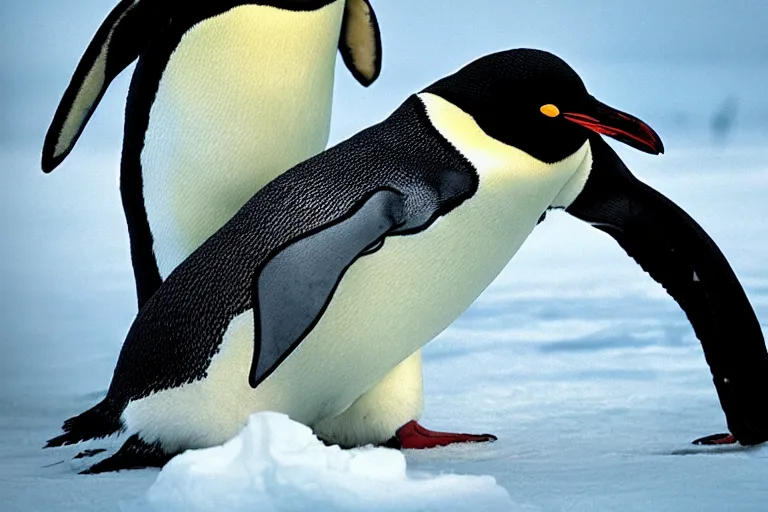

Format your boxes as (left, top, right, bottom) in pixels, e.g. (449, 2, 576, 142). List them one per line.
(338, 0, 382, 86)
(248, 188, 409, 388)
(566, 137, 768, 445)
(42, 0, 168, 172)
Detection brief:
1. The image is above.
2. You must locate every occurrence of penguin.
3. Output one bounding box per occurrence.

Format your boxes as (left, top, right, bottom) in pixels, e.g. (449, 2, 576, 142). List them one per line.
(41, 0, 382, 306)
(46, 49, 768, 473)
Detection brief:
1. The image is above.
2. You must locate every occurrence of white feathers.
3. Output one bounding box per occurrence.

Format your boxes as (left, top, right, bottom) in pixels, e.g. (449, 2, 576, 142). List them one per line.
(141, 2, 344, 279)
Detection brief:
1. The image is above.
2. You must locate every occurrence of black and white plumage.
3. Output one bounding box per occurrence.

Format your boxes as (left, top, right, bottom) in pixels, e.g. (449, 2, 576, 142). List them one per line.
(42, 0, 382, 306)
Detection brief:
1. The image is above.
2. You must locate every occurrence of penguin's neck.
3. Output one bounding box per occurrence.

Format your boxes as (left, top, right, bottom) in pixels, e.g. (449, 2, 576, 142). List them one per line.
(417, 92, 592, 217)
(142, 1, 346, 280)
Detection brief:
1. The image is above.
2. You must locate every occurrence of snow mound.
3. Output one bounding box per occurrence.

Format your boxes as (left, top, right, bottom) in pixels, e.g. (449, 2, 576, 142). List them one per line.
(136, 412, 515, 512)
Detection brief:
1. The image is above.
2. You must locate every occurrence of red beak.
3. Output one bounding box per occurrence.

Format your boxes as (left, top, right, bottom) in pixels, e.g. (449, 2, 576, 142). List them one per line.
(563, 97, 664, 155)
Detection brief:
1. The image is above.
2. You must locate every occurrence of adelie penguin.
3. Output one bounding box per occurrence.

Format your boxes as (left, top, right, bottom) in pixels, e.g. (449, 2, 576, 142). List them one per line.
(43, 0, 490, 448)
(46, 49, 768, 473)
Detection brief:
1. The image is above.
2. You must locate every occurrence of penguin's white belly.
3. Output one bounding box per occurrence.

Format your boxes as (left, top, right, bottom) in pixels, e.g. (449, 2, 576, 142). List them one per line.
(141, 3, 343, 279)
(123, 139, 593, 451)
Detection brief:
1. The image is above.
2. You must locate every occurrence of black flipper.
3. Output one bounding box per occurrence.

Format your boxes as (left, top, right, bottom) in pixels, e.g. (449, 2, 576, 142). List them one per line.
(81, 434, 172, 474)
(249, 189, 405, 388)
(566, 136, 768, 445)
(42, 0, 169, 172)
(339, 0, 382, 86)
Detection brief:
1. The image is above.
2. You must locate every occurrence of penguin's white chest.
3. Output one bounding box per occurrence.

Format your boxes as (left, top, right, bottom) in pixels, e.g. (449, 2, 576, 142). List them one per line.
(141, 2, 344, 279)
(273, 149, 591, 417)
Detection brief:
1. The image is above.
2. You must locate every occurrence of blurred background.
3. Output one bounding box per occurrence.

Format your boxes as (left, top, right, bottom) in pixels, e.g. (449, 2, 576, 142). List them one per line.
(1, 2, 768, 509)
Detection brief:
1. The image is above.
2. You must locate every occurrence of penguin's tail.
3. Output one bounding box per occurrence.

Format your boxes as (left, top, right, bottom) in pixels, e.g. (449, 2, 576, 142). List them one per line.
(45, 400, 122, 448)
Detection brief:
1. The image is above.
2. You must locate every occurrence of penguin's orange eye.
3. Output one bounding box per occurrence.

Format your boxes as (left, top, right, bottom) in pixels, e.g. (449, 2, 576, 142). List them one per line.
(540, 104, 560, 118)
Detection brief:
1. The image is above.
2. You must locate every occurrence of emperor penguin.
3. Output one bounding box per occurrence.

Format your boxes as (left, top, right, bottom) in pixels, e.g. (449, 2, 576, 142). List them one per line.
(46, 49, 768, 473)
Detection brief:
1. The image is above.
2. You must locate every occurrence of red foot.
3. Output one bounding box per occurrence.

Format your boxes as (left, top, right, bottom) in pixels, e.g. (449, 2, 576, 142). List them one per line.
(692, 432, 737, 446)
(388, 420, 497, 449)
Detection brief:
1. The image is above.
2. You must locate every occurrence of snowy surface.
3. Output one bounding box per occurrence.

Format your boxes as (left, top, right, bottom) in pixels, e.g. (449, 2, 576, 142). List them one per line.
(127, 412, 512, 512)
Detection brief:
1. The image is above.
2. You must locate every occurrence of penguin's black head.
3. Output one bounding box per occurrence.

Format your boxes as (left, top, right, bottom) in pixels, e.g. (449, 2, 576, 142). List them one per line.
(424, 49, 663, 163)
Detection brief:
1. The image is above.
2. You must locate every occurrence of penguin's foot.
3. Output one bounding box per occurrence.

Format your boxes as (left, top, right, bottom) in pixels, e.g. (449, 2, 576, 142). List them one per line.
(383, 420, 497, 449)
(692, 432, 737, 446)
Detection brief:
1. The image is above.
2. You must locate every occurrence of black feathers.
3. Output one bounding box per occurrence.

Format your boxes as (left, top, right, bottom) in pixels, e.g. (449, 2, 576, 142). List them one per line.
(45, 400, 122, 448)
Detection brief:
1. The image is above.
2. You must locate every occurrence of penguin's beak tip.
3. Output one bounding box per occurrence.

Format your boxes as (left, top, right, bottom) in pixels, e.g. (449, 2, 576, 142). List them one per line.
(639, 137, 665, 156)
(635, 128, 665, 156)
(564, 99, 665, 156)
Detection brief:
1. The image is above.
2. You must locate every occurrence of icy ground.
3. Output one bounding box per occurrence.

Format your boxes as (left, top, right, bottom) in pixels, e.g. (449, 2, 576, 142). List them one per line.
(2, 136, 768, 510)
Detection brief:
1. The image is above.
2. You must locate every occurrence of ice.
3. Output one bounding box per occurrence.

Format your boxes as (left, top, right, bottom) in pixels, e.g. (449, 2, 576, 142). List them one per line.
(126, 412, 513, 512)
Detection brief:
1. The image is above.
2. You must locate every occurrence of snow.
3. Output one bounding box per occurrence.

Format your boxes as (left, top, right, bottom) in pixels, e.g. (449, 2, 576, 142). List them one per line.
(126, 412, 513, 512)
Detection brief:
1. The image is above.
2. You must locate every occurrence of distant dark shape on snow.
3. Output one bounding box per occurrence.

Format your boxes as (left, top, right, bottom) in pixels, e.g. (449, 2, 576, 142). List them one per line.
(710, 96, 739, 146)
